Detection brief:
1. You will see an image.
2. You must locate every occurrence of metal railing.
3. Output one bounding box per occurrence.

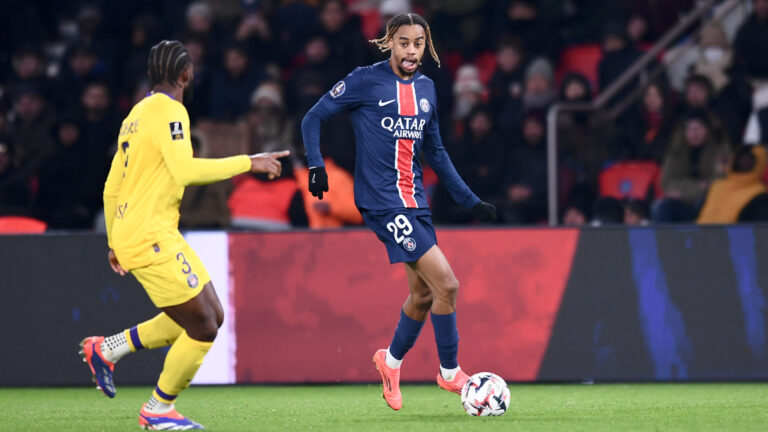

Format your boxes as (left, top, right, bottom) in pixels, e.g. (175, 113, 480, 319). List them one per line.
(545, 0, 745, 225)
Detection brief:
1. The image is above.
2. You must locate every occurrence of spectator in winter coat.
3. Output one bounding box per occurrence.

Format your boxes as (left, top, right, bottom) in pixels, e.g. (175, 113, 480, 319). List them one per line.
(653, 109, 732, 222)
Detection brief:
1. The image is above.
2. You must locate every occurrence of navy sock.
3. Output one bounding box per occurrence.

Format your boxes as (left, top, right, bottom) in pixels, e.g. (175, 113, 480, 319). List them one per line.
(388, 310, 426, 360)
(431, 311, 459, 369)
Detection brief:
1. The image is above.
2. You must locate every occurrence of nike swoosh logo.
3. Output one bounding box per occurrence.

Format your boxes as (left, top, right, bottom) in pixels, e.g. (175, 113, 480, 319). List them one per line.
(378, 99, 396, 106)
(311, 173, 316, 183)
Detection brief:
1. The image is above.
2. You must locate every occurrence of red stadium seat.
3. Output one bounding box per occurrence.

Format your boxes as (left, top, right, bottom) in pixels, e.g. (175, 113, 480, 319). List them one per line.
(556, 43, 602, 93)
(0, 216, 47, 234)
(599, 161, 661, 201)
(473, 51, 497, 85)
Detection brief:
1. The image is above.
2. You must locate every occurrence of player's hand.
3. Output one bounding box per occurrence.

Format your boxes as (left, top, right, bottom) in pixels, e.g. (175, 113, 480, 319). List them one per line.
(308, 166, 329, 200)
(108, 249, 127, 276)
(472, 201, 497, 223)
(250, 150, 291, 180)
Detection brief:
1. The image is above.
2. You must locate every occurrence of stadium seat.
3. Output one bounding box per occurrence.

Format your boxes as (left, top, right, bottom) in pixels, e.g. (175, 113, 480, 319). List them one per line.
(0, 216, 47, 234)
(473, 51, 497, 85)
(556, 43, 602, 92)
(599, 161, 661, 201)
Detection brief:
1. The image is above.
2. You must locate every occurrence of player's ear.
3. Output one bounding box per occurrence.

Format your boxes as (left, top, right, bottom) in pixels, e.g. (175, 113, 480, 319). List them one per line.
(387, 38, 393, 51)
(179, 64, 193, 87)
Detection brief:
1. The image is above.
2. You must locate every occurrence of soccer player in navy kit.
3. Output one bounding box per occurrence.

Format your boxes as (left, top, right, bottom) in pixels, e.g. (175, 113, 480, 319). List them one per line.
(301, 13, 497, 410)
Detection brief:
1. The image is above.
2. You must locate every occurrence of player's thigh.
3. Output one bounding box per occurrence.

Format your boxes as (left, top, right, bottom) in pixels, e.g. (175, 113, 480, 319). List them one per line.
(409, 245, 459, 298)
(131, 243, 212, 308)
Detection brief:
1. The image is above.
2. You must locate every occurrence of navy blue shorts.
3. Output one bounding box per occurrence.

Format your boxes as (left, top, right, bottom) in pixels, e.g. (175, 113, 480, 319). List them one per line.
(362, 208, 437, 264)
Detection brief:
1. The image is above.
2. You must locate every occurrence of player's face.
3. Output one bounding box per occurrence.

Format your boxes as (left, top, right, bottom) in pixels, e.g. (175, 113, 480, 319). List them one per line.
(388, 24, 426, 78)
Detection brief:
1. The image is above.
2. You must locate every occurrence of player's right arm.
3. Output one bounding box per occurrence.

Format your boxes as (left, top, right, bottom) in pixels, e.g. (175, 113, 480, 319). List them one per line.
(159, 105, 288, 185)
(103, 147, 127, 275)
(103, 147, 123, 250)
(301, 67, 367, 199)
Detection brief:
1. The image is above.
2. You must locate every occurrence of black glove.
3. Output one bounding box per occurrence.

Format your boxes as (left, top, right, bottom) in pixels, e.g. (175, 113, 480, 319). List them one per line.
(472, 201, 497, 222)
(308, 166, 329, 200)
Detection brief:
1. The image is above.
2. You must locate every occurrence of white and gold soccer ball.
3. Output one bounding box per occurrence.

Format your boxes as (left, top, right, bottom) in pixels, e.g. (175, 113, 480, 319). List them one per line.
(460, 372, 510, 416)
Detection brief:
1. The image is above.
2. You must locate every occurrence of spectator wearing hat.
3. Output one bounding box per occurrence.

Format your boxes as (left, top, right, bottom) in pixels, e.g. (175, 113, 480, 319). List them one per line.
(247, 81, 298, 165)
(452, 64, 485, 124)
(653, 108, 732, 223)
(522, 56, 556, 111)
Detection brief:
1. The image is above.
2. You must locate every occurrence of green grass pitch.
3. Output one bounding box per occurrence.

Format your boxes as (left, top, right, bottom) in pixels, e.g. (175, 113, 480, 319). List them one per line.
(2, 383, 768, 431)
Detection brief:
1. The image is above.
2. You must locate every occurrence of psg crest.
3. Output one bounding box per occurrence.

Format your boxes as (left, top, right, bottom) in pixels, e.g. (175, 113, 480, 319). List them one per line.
(187, 273, 199, 288)
(402, 237, 417, 252)
(419, 98, 430, 113)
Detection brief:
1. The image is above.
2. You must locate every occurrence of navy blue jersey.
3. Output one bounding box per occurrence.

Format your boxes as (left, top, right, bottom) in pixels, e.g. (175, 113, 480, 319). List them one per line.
(302, 60, 480, 211)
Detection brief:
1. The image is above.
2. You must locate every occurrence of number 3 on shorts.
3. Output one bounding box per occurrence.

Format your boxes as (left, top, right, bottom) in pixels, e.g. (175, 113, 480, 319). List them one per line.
(177, 252, 192, 274)
(386, 214, 413, 244)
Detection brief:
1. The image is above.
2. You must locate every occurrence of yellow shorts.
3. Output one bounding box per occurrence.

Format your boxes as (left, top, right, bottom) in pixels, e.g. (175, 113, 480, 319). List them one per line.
(131, 242, 211, 308)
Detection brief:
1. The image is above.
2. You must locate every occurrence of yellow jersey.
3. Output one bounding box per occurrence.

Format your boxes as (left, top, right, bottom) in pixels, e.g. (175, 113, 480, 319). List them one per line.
(103, 92, 250, 270)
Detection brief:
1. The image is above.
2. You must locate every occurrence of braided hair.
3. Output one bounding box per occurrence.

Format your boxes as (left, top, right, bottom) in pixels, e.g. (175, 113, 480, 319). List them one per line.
(369, 13, 440, 67)
(147, 40, 192, 87)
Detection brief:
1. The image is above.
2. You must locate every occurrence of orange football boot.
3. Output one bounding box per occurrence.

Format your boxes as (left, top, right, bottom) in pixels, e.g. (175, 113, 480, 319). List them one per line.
(436, 368, 470, 394)
(372, 349, 402, 410)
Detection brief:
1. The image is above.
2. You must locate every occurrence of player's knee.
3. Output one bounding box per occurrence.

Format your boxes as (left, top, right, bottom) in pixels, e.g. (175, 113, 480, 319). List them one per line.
(191, 315, 219, 342)
(196, 322, 218, 342)
(412, 291, 433, 311)
(440, 277, 459, 301)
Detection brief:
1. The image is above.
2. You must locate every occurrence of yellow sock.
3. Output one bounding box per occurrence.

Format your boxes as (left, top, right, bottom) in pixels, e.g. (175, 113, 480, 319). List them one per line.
(125, 313, 184, 351)
(153, 332, 213, 404)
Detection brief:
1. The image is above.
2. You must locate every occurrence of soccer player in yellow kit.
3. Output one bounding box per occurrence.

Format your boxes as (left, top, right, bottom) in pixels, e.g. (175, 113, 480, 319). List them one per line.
(78, 40, 289, 430)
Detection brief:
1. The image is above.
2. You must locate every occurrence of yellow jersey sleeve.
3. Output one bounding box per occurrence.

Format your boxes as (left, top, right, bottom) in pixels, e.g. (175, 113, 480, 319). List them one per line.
(159, 104, 251, 186)
(103, 148, 124, 249)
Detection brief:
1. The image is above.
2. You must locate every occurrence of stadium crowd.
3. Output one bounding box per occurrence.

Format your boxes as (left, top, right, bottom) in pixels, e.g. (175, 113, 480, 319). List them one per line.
(0, 0, 767, 230)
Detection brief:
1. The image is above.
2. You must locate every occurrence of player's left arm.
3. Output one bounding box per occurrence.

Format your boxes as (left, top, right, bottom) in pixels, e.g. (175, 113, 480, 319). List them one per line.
(422, 99, 496, 222)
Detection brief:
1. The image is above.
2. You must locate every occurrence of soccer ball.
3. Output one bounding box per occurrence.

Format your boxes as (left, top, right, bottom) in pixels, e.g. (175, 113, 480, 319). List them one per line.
(460, 372, 510, 416)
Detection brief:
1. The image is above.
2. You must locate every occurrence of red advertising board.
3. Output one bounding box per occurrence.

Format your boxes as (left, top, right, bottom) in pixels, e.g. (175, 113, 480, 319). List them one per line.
(231, 228, 579, 383)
